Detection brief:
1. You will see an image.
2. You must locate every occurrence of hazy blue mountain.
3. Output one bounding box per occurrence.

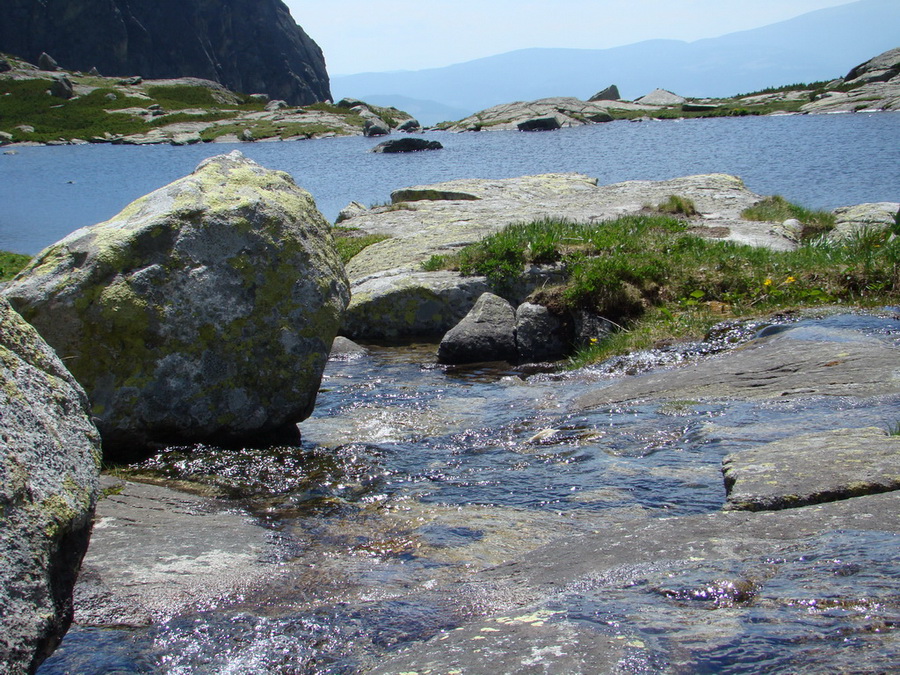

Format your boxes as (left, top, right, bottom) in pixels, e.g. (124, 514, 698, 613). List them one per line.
(332, 0, 899, 125)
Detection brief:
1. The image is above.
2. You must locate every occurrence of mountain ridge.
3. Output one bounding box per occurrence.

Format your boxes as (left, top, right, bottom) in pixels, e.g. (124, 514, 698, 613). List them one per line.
(332, 0, 899, 124)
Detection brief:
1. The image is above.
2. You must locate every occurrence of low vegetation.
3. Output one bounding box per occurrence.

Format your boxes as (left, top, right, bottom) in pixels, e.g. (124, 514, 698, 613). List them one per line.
(332, 228, 390, 264)
(0, 250, 31, 281)
(424, 206, 899, 365)
(0, 59, 406, 144)
(741, 195, 836, 239)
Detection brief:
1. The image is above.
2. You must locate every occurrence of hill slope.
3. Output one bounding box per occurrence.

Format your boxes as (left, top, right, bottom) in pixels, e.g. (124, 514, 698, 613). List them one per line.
(332, 0, 900, 123)
(0, 0, 330, 105)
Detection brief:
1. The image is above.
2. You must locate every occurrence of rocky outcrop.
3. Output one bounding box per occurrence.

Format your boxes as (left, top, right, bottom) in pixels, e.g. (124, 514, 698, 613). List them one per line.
(4, 151, 349, 458)
(588, 84, 620, 101)
(801, 47, 900, 113)
(634, 88, 686, 106)
(829, 201, 900, 240)
(0, 0, 330, 105)
(443, 97, 638, 132)
(340, 173, 794, 340)
(1, 298, 101, 674)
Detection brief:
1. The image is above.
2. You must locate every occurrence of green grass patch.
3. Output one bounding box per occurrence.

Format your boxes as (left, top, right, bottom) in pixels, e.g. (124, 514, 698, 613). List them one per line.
(332, 228, 390, 264)
(742, 195, 836, 239)
(657, 195, 698, 216)
(427, 213, 900, 364)
(0, 250, 31, 281)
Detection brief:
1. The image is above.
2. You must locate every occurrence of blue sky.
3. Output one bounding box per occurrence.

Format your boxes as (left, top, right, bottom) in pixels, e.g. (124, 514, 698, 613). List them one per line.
(286, 0, 856, 74)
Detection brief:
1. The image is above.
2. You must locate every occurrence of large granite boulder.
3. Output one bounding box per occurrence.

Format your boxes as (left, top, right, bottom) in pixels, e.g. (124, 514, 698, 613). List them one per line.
(1, 298, 101, 674)
(4, 151, 349, 458)
(438, 292, 518, 364)
(589, 84, 620, 101)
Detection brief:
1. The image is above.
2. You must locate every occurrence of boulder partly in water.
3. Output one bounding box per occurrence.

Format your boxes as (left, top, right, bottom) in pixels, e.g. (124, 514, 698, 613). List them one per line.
(0, 297, 101, 674)
(5, 151, 349, 459)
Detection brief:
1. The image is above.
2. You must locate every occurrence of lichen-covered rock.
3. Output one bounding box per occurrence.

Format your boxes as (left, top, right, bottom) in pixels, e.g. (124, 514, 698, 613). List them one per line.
(0, 297, 101, 674)
(4, 151, 349, 457)
(438, 293, 518, 364)
(829, 202, 900, 240)
(343, 271, 491, 340)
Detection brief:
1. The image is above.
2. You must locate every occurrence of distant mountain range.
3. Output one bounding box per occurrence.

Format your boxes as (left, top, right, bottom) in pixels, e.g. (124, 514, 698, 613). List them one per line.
(332, 0, 899, 125)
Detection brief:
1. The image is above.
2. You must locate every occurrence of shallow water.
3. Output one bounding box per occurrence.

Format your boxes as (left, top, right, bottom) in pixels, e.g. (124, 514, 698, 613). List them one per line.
(38, 311, 900, 674)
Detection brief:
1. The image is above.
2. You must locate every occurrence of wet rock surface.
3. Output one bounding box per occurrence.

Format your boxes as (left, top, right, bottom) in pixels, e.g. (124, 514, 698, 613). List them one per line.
(576, 325, 900, 408)
(74, 477, 282, 626)
(723, 427, 900, 511)
(374, 492, 900, 674)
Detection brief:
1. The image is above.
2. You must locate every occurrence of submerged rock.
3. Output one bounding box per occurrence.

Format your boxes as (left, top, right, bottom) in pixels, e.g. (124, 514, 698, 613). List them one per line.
(0, 298, 101, 673)
(5, 151, 349, 458)
(723, 427, 900, 512)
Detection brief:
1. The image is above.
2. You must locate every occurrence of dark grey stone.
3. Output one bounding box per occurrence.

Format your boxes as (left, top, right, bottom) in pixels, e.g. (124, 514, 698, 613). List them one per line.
(517, 115, 562, 131)
(49, 75, 74, 99)
(516, 302, 566, 361)
(371, 137, 442, 153)
(438, 292, 518, 364)
(588, 84, 620, 101)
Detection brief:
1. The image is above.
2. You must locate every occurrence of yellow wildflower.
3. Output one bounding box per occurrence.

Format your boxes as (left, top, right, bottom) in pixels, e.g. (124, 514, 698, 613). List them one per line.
(763, 278, 773, 287)
(785, 276, 796, 284)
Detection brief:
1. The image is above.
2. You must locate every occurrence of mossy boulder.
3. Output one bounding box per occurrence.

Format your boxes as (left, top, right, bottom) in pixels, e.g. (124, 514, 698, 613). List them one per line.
(4, 151, 349, 458)
(0, 297, 101, 674)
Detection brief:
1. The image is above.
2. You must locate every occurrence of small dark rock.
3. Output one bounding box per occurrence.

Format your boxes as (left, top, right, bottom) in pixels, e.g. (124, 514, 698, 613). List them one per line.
(363, 118, 391, 137)
(337, 97, 367, 109)
(438, 293, 518, 364)
(88, 66, 100, 76)
(516, 302, 566, 362)
(517, 115, 562, 132)
(265, 99, 289, 111)
(371, 137, 442, 153)
(589, 84, 620, 101)
(38, 52, 58, 71)
(118, 76, 142, 86)
(0, 57, 11, 73)
(396, 118, 422, 132)
(50, 76, 75, 99)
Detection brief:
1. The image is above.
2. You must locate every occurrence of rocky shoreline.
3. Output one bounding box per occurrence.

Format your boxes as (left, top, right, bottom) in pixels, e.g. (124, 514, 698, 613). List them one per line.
(2, 47, 897, 147)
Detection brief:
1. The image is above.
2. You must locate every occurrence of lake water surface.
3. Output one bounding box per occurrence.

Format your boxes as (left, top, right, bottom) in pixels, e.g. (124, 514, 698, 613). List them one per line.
(2, 112, 899, 255)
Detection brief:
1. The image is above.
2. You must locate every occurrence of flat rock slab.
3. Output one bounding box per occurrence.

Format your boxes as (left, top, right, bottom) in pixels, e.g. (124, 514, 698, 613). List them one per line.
(723, 427, 900, 512)
(372, 492, 900, 674)
(74, 477, 282, 626)
(576, 328, 900, 409)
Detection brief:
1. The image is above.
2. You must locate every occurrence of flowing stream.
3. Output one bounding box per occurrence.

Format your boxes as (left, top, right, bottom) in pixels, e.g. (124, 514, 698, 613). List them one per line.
(38, 311, 900, 674)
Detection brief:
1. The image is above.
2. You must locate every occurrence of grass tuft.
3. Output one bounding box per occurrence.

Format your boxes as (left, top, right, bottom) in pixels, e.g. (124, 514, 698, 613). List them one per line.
(741, 195, 835, 240)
